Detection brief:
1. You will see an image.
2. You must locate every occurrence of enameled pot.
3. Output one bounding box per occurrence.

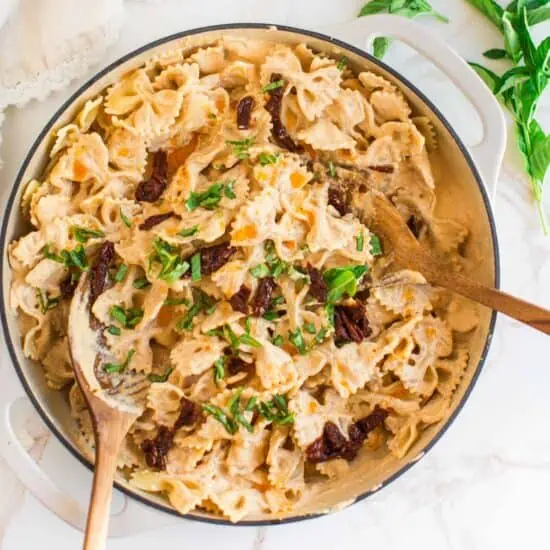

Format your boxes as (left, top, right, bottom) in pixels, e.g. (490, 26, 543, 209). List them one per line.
(0, 17, 505, 535)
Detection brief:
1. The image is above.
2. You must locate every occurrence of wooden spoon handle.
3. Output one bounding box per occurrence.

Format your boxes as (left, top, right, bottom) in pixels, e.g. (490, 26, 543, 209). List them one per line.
(83, 425, 124, 550)
(427, 268, 550, 335)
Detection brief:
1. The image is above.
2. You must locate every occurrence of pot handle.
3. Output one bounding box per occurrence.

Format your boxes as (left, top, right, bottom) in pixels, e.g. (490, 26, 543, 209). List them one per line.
(0, 372, 176, 537)
(319, 15, 507, 199)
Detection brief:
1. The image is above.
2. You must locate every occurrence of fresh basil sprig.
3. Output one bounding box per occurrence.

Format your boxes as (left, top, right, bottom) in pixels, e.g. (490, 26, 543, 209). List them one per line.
(359, 0, 449, 59)
(468, 3, 550, 232)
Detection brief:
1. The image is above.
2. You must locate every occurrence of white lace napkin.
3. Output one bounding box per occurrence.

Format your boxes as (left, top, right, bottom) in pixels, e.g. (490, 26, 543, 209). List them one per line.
(0, 0, 129, 168)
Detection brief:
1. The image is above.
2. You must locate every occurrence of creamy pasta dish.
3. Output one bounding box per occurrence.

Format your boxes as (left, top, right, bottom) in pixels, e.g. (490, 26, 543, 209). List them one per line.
(8, 35, 476, 522)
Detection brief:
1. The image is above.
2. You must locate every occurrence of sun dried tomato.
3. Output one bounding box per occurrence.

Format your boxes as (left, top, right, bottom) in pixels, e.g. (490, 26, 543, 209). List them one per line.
(174, 397, 201, 429)
(250, 277, 276, 317)
(229, 285, 251, 314)
(89, 241, 115, 306)
(200, 242, 237, 275)
(306, 264, 328, 303)
(236, 96, 255, 130)
(264, 74, 302, 153)
(334, 303, 372, 344)
(135, 151, 168, 202)
(138, 212, 175, 230)
(328, 187, 351, 216)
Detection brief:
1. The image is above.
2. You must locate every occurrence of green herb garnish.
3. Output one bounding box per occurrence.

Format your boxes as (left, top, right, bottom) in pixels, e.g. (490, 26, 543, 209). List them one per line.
(103, 348, 136, 374)
(120, 208, 132, 228)
(239, 333, 262, 348)
(72, 226, 104, 244)
(109, 305, 143, 329)
(164, 297, 190, 306)
(289, 328, 307, 355)
(186, 180, 236, 211)
(258, 394, 294, 425)
(147, 367, 173, 383)
(178, 225, 199, 238)
(356, 232, 364, 252)
(250, 263, 271, 278)
(203, 404, 238, 434)
(133, 277, 151, 289)
(35, 289, 60, 314)
(258, 152, 280, 166)
(149, 238, 189, 283)
(323, 265, 368, 303)
(191, 253, 202, 282)
(370, 234, 383, 256)
(114, 264, 128, 283)
(271, 334, 284, 347)
(262, 80, 285, 92)
(303, 323, 317, 334)
(107, 325, 121, 336)
(213, 356, 226, 385)
(42, 244, 88, 272)
(337, 56, 348, 71)
(227, 138, 255, 160)
(176, 289, 216, 331)
(328, 161, 336, 178)
(466, 2, 550, 232)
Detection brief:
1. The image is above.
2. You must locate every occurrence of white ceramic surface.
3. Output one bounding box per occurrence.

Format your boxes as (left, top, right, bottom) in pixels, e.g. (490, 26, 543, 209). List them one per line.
(0, 1, 549, 549)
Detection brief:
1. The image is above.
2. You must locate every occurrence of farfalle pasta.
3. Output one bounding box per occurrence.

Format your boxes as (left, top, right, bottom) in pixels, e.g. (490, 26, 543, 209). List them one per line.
(8, 37, 475, 522)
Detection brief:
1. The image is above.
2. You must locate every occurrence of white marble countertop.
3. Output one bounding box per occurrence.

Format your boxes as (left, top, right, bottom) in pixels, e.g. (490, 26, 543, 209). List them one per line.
(1, 1, 549, 548)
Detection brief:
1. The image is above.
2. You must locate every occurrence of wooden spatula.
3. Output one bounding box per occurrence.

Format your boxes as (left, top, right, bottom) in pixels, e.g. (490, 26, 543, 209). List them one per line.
(68, 276, 148, 550)
(369, 193, 550, 335)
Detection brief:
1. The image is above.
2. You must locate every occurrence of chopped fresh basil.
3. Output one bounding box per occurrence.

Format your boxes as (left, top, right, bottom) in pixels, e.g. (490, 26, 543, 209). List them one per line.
(178, 225, 199, 237)
(328, 161, 336, 178)
(323, 265, 368, 303)
(250, 263, 271, 278)
(239, 333, 262, 348)
(149, 238, 189, 283)
(164, 297, 190, 306)
(107, 325, 121, 336)
(147, 367, 173, 383)
(176, 289, 216, 331)
(262, 79, 285, 92)
(114, 264, 128, 283)
(245, 396, 257, 411)
(133, 277, 151, 289)
(186, 180, 236, 211)
(263, 310, 281, 321)
(191, 252, 201, 282)
(337, 56, 348, 71)
(120, 208, 132, 228)
(303, 323, 316, 334)
(213, 356, 225, 385)
(258, 152, 280, 166)
(271, 334, 284, 347)
(203, 404, 238, 434)
(226, 138, 255, 160)
(314, 327, 329, 344)
(223, 180, 236, 199)
(72, 225, 104, 244)
(356, 232, 365, 252)
(43, 244, 88, 272)
(370, 234, 383, 256)
(289, 328, 307, 355)
(35, 289, 59, 314)
(258, 394, 294, 425)
(109, 305, 143, 329)
(103, 348, 136, 374)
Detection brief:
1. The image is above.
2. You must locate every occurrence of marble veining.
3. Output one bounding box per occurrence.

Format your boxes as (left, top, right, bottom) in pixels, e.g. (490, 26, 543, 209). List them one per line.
(0, 1, 548, 548)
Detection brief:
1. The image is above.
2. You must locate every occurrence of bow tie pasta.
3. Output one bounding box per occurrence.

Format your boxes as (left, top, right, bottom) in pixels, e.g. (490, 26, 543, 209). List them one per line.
(9, 36, 475, 522)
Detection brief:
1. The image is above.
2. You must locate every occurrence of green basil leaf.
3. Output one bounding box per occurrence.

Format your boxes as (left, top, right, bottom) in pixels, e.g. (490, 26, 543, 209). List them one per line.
(213, 357, 225, 385)
(178, 225, 199, 237)
(148, 367, 173, 383)
(107, 325, 121, 336)
(203, 404, 237, 434)
(502, 12, 522, 63)
(494, 66, 531, 95)
(370, 234, 383, 256)
(356, 232, 365, 252)
(535, 36, 550, 73)
(515, 7, 538, 70)
(72, 225, 104, 244)
(530, 134, 550, 182)
(271, 334, 284, 346)
(114, 264, 128, 283)
(250, 263, 271, 278)
(465, 0, 504, 30)
(120, 208, 132, 228)
(258, 152, 280, 166)
(133, 277, 151, 289)
(373, 36, 391, 59)
(469, 62, 501, 92)
(239, 334, 262, 348)
(337, 56, 348, 71)
(483, 48, 508, 59)
(359, 0, 391, 16)
(527, 5, 550, 26)
(326, 271, 357, 303)
(191, 253, 201, 282)
(289, 328, 307, 355)
(262, 80, 285, 92)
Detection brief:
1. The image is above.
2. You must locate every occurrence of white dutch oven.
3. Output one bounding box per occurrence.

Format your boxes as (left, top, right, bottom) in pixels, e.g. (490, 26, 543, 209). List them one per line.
(0, 16, 506, 535)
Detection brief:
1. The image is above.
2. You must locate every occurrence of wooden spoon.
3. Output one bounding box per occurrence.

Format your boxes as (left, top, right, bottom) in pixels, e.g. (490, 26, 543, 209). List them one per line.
(68, 275, 148, 550)
(369, 193, 550, 335)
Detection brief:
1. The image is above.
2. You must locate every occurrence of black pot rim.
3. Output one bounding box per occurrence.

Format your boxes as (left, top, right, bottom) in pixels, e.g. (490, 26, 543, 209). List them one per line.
(0, 22, 500, 527)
